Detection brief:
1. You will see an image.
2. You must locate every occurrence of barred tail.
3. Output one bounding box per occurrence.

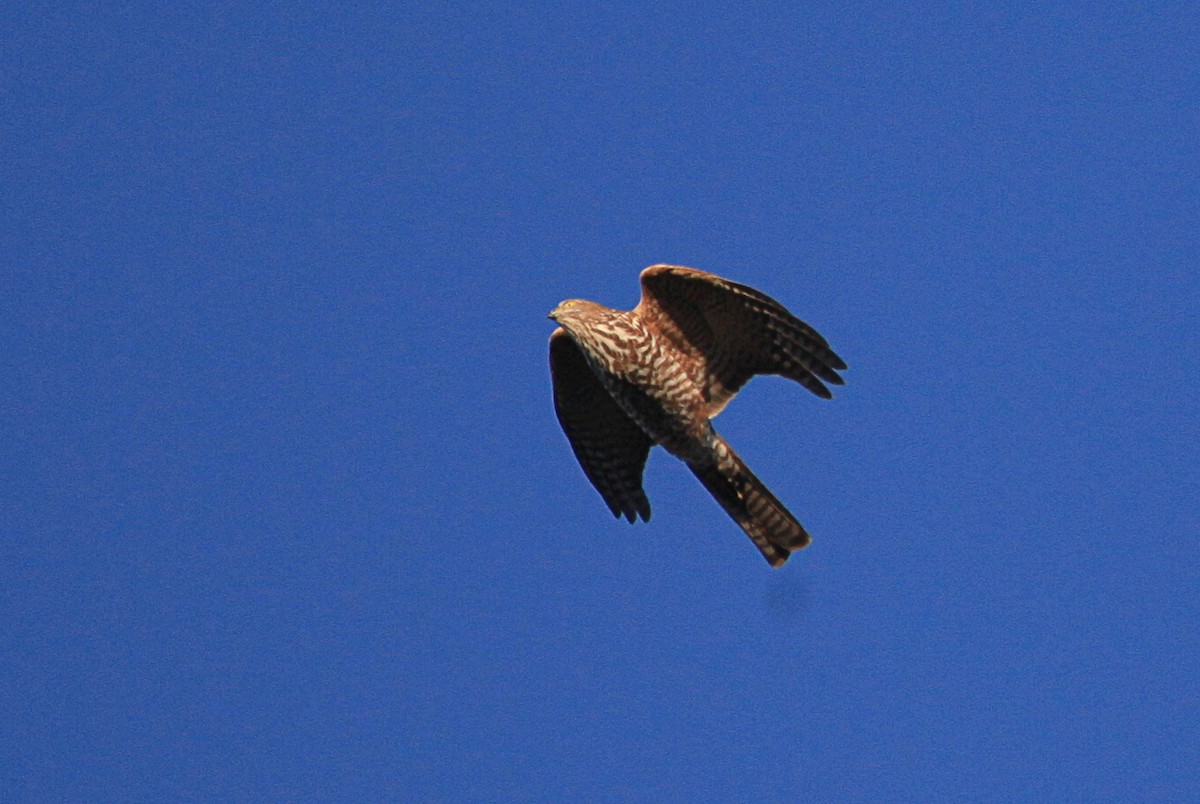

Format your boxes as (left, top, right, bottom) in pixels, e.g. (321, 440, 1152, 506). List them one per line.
(689, 436, 811, 567)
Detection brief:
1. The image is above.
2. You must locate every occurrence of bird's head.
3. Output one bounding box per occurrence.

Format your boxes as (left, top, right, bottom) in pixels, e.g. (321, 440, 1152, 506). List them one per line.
(548, 299, 599, 326)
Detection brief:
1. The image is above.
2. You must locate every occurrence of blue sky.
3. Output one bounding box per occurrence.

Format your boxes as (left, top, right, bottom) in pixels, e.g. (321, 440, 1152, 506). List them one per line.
(3, 2, 1198, 800)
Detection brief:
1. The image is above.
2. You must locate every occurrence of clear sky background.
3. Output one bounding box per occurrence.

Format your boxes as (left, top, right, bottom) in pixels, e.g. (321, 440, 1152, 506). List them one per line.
(3, 2, 1198, 801)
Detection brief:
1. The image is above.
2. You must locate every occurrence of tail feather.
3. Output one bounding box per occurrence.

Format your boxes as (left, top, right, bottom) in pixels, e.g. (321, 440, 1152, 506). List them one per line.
(688, 436, 811, 567)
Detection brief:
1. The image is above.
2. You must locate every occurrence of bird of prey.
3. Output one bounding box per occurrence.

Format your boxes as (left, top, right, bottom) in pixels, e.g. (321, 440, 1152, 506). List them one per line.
(548, 264, 846, 567)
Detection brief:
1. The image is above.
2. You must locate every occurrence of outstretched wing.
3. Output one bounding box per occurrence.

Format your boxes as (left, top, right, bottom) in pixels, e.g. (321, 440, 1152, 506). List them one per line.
(634, 264, 846, 416)
(549, 328, 653, 523)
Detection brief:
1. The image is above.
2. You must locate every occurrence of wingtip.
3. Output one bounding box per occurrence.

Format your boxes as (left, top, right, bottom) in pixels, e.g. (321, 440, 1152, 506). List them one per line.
(611, 503, 651, 524)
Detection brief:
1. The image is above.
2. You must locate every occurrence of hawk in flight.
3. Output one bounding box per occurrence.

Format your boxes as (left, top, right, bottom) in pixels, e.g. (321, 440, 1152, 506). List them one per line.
(548, 265, 846, 567)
